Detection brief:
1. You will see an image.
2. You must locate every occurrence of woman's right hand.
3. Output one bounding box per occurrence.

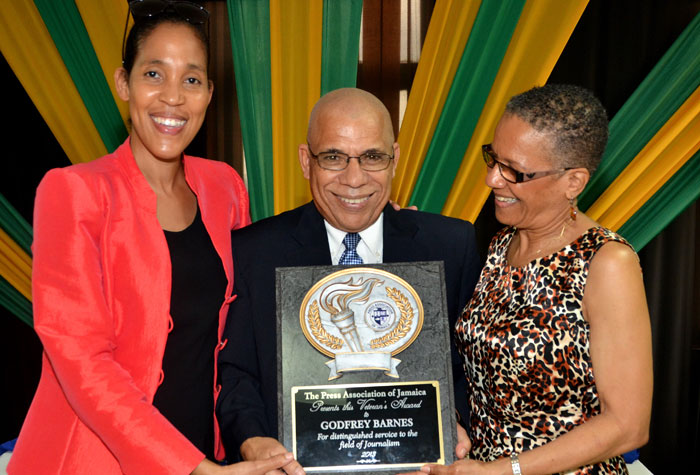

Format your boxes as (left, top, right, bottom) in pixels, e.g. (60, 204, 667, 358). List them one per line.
(191, 453, 294, 474)
(396, 458, 503, 475)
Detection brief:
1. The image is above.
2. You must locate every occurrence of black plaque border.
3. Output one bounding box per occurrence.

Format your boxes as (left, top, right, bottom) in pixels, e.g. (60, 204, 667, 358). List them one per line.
(291, 380, 445, 472)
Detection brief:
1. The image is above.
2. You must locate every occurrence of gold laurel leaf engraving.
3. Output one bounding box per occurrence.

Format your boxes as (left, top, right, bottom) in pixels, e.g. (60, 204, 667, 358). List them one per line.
(369, 287, 413, 348)
(307, 300, 343, 350)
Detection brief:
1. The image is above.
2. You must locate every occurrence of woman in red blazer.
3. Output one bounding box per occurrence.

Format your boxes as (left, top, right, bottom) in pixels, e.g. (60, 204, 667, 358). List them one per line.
(9, 2, 291, 474)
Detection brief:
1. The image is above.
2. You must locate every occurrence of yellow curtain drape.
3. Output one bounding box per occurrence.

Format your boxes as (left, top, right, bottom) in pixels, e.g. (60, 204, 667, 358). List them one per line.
(0, 1, 106, 164)
(392, 0, 481, 206)
(74, 0, 130, 126)
(0, 229, 32, 301)
(270, 0, 323, 213)
(441, 0, 589, 221)
(587, 86, 700, 230)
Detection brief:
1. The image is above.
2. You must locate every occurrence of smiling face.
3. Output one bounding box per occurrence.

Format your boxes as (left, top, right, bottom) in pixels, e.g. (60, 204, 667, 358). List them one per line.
(299, 99, 398, 233)
(115, 22, 212, 163)
(486, 114, 572, 230)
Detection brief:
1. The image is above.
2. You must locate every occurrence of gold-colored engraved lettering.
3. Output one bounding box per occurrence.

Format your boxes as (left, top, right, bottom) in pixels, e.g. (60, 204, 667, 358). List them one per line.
(306, 300, 343, 350)
(369, 287, 413, 348)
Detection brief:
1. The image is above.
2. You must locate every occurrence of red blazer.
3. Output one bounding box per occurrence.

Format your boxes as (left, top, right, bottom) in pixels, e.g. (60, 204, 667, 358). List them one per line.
(9, 140, 250, 474)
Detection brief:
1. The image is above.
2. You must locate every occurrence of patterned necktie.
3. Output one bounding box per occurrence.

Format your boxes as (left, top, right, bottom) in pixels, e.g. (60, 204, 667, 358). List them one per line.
(339, 233, 363, 265)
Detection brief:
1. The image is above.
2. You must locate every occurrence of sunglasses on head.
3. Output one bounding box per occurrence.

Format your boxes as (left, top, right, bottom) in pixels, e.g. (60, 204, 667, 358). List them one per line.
(129, 0, 208, 23)
(122, 0, 210, 64)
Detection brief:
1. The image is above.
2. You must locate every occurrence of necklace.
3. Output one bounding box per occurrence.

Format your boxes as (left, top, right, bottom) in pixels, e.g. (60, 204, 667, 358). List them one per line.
(510, 218, 573, 266)
(532, 218, 572, 258)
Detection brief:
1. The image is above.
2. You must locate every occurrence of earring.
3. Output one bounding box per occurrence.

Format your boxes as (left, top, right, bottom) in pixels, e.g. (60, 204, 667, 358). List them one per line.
(569, 197, 578, 221)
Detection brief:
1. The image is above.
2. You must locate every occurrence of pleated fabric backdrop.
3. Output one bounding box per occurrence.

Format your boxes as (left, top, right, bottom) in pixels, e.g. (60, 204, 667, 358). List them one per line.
(0, 0, 698, 325)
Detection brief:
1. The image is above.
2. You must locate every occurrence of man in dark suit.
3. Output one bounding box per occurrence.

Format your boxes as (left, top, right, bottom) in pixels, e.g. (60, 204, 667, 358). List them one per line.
(217, 88, 480, 471)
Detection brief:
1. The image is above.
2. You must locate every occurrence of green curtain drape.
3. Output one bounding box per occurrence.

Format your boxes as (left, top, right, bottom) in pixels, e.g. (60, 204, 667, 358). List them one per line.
(0, 275, 32, 326)
(228, 0, 362, 220)
(619, 149, 700, 251)
(409, 0, 527, 213)
(33, 0, 127, 152)
(579, 12, 700, 210)
(2, 1, 698, 327)
(321, 0, 362, 95)
(227, 0, 274, 222)
(0, 193, 32, 256)
(0, 194, 32, 326)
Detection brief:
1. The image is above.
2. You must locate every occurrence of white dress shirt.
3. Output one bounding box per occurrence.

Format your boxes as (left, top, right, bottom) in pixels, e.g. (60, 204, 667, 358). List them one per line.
(325, 214, 383, 265)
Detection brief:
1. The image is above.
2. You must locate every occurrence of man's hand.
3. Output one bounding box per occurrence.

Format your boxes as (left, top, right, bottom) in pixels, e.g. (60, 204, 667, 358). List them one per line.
(389, 199, 418, 211)
(455, 423, 471, 459)
(240, 437, 305, 475)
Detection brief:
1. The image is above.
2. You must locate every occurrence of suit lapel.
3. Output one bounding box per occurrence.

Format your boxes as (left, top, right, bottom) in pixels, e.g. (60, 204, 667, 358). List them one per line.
(382, 205, 427, 262)
(288, 202, 333, 266)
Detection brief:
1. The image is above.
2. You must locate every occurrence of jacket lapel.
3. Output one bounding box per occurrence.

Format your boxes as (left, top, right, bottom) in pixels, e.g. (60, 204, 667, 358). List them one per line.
(287, 202, 333, 266)
(382, 205, 427, 263)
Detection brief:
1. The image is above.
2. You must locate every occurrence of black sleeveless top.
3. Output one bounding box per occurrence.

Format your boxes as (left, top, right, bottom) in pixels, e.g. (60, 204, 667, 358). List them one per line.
(153, 207, 227, 460)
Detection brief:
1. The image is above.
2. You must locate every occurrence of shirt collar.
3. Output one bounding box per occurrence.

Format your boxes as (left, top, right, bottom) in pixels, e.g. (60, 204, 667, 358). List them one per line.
(324, 213, 384, 264)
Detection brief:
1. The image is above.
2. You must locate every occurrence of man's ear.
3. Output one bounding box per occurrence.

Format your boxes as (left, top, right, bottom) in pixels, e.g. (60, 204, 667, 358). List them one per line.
(299, 143, 311, 180)
(114, 67, 130, 101)
(391, 142, 400, 177)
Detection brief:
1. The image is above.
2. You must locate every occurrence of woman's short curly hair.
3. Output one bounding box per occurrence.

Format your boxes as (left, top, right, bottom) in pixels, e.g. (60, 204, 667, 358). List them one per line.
(505, 84, 608, 176)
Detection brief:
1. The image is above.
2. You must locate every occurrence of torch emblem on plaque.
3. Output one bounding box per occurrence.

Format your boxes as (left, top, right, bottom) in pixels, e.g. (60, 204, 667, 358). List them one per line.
(300, 268, 423, 380)
(320, 277, 381, 352)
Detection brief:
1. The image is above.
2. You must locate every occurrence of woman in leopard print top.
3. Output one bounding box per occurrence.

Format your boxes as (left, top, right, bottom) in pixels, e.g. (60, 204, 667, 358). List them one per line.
(406, 85, 652, 475)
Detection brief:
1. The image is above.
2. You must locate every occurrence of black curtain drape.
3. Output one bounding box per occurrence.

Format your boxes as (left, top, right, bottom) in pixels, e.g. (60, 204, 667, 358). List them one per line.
(638, 203, 700, 472)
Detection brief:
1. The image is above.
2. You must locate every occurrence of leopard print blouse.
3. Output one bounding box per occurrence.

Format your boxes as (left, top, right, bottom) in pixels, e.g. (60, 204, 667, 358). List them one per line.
(455, 226, 631, 474)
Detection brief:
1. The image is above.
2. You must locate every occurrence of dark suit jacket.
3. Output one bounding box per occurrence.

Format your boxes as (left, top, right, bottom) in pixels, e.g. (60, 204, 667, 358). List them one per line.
(217, 202, 480, 456)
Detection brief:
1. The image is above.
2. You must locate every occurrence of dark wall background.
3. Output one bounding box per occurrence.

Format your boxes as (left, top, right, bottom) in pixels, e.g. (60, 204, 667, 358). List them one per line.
(1, 52, 65, 445)
(2, 1, 698, 471)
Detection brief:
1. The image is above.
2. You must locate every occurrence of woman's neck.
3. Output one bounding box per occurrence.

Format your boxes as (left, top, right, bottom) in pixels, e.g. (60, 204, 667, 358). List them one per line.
(131, 141, 186, 194)
(129, 138, 197, 230)
(508, 211, 593, 266)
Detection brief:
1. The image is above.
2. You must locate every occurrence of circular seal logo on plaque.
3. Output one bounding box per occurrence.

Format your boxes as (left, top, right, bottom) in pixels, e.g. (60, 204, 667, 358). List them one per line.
(365, 301, 396, 331)
(299, 267, 423, 359)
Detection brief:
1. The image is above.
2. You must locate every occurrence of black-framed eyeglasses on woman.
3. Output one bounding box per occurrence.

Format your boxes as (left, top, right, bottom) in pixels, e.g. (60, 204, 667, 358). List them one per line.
(307, 145, 394, 171)
(122, 0, 210, 64)
(482, 144, 572, 184)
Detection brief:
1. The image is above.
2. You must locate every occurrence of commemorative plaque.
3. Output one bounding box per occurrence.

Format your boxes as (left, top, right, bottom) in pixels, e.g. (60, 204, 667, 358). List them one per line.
(277, 262, 456, 474)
